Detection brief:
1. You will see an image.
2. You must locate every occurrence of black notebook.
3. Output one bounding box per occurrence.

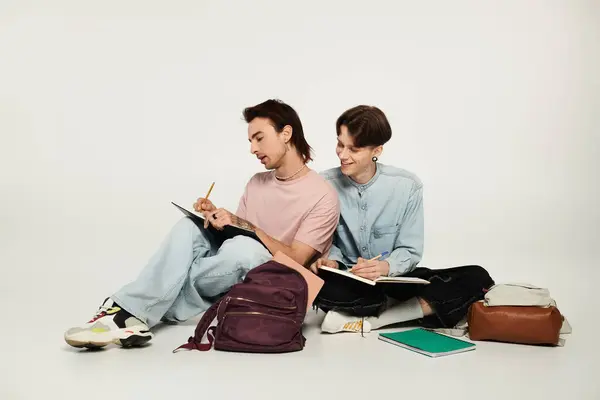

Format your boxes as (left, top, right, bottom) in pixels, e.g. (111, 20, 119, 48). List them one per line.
(171, 202, 266, 249)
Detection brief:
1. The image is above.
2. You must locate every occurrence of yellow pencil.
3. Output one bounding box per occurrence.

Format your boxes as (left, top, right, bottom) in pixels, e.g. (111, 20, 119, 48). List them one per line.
(205, 181, 215, 200)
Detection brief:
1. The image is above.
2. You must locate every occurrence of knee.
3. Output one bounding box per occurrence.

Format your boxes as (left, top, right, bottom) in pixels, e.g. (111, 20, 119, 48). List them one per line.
(173, 216, 196, 230)
(169, 217, 201, 239)
(468, 265, 495, 286)
(220, 236, 261, 251)
(219, 236, 269, 266)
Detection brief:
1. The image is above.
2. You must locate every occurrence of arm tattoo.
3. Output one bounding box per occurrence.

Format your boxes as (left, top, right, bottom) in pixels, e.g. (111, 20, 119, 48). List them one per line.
(231, 215, 256, 232)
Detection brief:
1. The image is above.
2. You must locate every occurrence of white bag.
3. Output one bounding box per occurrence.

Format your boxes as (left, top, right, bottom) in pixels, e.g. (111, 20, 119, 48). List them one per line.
(484, 283, 552, 307)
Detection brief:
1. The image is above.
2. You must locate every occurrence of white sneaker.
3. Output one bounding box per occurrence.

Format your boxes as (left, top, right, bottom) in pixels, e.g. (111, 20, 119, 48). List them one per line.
(321, 310, 372, 334)
(64, 298, 153, 349)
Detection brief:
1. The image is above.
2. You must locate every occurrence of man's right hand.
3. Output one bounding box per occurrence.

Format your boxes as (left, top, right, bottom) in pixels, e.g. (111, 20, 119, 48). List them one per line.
(194, 197, 216, 213)
(309, 258, 339, 274)
(194, 198, 217, 228)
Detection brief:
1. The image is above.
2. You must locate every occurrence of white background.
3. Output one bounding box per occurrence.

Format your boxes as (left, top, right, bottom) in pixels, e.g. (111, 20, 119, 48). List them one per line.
(1, 1, 599, 399)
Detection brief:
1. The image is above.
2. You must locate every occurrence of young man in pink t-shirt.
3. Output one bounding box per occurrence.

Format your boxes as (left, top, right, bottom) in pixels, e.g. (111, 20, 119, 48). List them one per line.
(64, 100, 339, 349)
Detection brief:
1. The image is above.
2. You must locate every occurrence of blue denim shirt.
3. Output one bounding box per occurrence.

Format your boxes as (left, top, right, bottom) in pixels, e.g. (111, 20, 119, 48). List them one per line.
(320, 163, 424, 276)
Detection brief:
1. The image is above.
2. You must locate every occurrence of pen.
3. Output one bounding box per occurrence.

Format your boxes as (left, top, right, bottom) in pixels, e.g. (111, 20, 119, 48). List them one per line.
(368, 251, 389, 261)
(351, 251, 390, 272)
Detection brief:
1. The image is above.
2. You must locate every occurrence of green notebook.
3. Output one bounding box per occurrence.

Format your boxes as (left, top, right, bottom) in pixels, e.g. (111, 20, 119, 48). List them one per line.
(378, 328, 476, 357)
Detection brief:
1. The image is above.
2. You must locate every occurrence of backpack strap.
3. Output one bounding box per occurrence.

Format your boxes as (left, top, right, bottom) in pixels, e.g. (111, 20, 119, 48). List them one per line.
(172, 298, 221, 353)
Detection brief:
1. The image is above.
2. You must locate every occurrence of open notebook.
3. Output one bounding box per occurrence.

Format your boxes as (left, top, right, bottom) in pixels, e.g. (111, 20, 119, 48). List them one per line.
(318, 266, 430, 286)
(171, 202, 266, 248)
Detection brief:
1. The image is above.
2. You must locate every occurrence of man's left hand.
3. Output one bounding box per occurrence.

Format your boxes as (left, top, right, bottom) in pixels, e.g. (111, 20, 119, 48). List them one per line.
(206, 208, 235, 230)
(351, 258, 390, 281)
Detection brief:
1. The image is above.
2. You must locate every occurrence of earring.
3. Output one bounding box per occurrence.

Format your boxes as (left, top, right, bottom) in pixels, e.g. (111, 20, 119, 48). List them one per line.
(372, 156, 378, 162)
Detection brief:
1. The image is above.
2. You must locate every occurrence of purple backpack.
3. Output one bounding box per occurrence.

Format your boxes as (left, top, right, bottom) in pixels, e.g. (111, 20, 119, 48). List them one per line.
(173, 260, 308, 353)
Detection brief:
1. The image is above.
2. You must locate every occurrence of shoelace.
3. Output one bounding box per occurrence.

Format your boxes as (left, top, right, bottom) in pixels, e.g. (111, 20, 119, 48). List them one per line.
(361, 316, 364, 338)
(88, 304, 112, 323)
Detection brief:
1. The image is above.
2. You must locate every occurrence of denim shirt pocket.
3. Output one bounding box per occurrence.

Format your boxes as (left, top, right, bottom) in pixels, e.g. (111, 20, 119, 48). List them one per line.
(371, 224, 399, 255)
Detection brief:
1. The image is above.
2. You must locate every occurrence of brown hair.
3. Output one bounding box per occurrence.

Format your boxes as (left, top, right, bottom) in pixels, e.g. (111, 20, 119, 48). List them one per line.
(336, 105, 392, 148)
(243, 99, 313, 163)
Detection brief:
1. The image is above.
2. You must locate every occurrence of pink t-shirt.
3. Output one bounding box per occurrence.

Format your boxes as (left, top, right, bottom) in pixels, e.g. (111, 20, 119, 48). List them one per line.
(236, 169, 340, 255)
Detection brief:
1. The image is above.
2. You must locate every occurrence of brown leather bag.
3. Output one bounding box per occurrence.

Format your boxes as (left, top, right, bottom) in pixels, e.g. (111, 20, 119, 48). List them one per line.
(467, 301, 563, 345)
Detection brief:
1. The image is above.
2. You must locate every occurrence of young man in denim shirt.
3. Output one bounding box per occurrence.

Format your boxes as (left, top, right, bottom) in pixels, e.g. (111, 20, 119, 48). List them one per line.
(312, 105, 494, 333)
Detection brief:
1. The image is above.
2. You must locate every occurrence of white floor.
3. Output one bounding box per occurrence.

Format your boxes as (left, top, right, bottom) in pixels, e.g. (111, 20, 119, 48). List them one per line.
(2, 1, 599, 398)
(2, 254, 599, 400)
(1, 211, 598, 399)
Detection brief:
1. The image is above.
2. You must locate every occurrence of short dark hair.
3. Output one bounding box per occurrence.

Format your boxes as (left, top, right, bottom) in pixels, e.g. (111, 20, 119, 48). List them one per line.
(336, 105, 392, 148)
(243, 99, 313, 163)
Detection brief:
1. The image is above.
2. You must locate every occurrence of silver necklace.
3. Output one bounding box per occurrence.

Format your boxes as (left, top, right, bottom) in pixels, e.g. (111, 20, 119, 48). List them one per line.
(275, 164, 306, 181)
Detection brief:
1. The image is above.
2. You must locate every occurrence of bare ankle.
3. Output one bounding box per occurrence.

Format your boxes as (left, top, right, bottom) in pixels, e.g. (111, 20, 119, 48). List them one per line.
(418, 297, 433, 316)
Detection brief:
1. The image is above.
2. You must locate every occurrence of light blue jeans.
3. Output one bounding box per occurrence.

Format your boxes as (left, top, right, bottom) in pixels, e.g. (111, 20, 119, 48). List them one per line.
(112, 217, 272, 328)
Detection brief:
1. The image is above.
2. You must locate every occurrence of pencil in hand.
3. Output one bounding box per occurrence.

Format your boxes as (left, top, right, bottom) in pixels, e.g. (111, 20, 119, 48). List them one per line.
(204, 181, 215, 201)
(201, 181, 215, 228)
(194, 182, 215, 211)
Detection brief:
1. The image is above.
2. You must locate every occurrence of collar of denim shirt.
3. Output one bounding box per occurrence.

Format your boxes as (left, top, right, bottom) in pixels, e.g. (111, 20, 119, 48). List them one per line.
(343, 162, 382, 192)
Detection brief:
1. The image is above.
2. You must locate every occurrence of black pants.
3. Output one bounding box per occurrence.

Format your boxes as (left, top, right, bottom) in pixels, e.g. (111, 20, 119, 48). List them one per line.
(314, 265, 495, 329)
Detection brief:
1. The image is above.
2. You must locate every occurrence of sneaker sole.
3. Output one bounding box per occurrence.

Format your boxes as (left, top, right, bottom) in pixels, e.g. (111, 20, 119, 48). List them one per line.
(118, 334, 153, 348)
(65, 329, 153, 349)
(321, 311, 372, 334)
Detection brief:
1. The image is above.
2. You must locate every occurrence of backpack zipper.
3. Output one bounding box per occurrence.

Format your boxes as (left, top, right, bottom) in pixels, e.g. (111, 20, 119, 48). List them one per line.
(225, 311, 296, 323)
(228, 296, 297, 310)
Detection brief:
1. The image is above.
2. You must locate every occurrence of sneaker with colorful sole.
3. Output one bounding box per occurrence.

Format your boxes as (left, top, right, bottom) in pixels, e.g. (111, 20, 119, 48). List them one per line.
(64, 298, 153, 349)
